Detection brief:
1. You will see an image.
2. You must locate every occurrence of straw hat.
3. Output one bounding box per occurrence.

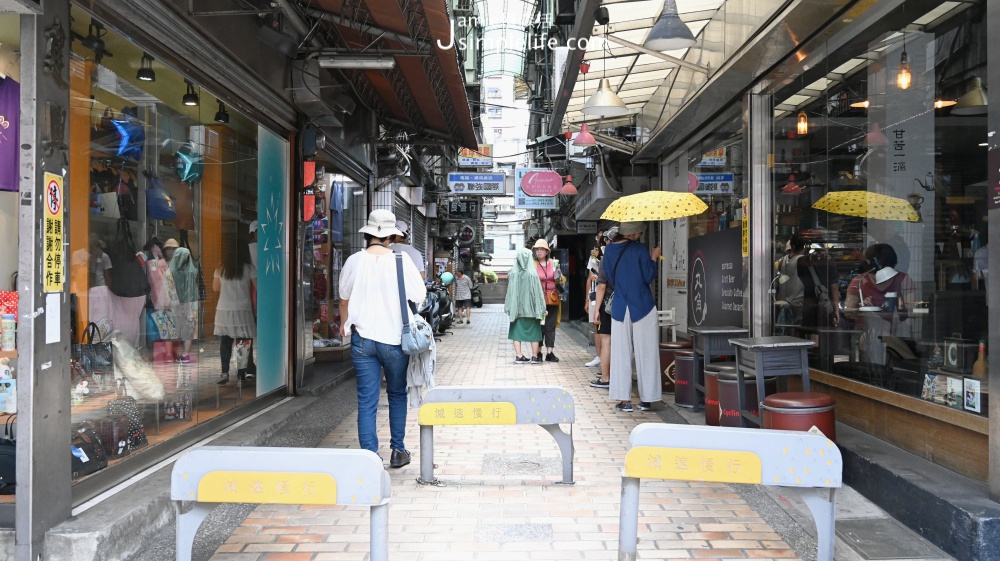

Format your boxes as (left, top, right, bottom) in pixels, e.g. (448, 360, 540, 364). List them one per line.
(532, 238, 551, 252)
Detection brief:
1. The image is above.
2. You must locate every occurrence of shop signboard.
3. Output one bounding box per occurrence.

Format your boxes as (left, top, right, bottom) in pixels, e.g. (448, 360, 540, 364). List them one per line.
(514, 167, 558, 209)
(484, 239, 495, 253)
(448, 199, 480, 219)
(688, 227, 744, 328)
(697, 147, 726, 167)
(458, 225, 476, 245)
(741, 198, 749, 257)
(577, 220, 599, 234)
(693, 173, 734, 195)
(43, 172, 64, 293)
(458, 145, 493, 167)
(255, 127, 289, 396)
(520, 170, 563, 197)
(448, 172, 505, 195)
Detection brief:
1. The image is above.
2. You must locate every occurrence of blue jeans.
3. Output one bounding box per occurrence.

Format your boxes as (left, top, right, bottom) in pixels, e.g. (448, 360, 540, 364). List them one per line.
(351, 332, 410, 453)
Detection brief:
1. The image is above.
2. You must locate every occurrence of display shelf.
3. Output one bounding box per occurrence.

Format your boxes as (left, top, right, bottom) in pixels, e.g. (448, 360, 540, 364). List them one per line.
(0, 351, 16, 360)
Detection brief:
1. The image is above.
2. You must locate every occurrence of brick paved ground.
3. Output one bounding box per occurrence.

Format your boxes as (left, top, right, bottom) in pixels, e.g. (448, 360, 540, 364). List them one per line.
(209, 304, 800, 561)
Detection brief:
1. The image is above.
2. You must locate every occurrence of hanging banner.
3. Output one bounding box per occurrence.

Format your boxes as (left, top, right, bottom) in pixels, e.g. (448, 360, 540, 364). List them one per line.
(44, 172, 65, 293)
(458, 145, 493, 167)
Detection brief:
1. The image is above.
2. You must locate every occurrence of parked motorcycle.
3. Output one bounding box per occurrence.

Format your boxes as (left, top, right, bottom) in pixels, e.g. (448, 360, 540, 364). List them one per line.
(418, 289, 442, 341)
(419, 278, 454, 336)
(471, 280, 483, 309)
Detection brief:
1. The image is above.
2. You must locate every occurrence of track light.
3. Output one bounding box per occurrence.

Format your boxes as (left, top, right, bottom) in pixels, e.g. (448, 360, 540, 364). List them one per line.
(82, 21, 107, 64)
(136, 52, 155, 82)
(214, 101, 230, 123)
(182, 81, 199, 106)
(317, 55, 396, 69)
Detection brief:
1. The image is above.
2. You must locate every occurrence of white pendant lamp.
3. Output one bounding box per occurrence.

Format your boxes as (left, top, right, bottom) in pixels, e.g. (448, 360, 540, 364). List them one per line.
(583, 78, 629, 117)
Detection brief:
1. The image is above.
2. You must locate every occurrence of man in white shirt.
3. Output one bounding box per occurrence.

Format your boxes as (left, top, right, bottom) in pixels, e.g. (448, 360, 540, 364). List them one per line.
(389, 220, 426, 279)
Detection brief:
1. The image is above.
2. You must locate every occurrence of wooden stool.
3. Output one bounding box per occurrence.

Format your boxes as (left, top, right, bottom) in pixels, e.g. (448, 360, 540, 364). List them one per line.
(717, 370, 777, 428)
(762, 392, 837, 442)
(672, 351, 696, 408)
(659, 341, 692, 393)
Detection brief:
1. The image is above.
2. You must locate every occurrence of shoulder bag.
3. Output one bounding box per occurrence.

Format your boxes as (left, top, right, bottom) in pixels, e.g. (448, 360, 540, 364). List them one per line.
(603, 243, 630, 315)
(541, 263, 560, 306)
(396, 253, 433, 356)
(807, 265, 834, 315)
(106, 218, 151, 298)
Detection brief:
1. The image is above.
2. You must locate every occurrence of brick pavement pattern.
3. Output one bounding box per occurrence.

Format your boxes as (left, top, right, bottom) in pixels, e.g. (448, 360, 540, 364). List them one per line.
(210, 305, 800, 561)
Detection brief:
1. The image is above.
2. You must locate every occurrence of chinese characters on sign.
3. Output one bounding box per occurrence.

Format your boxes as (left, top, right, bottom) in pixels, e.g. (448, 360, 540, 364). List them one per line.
(892, 129, 906, 173)
(44, 172, 64, 293)
(198, 471, 338, 505)
(448, 173, 505, 195)
(514, 167, 558, 210)
(625, 446, 762, 484)
(693, 173, 734, 194)
(417, 401, 517, 425)
(457, 144, 493, 167)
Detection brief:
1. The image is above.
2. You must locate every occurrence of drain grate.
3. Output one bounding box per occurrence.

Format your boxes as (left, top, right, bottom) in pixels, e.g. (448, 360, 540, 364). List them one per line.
(474, 522, 553, 543)
(481, 453, 562, 476)
(836, 518, 945, 560)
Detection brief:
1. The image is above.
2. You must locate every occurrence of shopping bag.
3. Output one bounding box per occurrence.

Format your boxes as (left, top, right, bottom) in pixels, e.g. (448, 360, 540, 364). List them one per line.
(150, 309, 178, 340)
(233, 338, 252, 370)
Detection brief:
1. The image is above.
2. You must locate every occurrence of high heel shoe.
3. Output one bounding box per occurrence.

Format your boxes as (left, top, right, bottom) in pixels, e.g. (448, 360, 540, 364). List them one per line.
(217, 374, 230, 385)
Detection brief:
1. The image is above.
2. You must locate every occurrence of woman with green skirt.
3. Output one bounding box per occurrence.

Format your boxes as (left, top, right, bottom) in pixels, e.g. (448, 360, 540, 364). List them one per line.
(505, 247, 546, 364)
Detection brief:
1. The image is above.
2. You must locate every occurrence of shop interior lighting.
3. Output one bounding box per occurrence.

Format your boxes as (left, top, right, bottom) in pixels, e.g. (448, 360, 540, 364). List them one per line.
(896, 36, 912, 90)
(136, 52, 155, 82)
(796, 111, 808, 136)
(182, 81, 200, 106)
(214, 101, 230, 123)
(317, 55, 396, 70)
(952, 77, 988, 115)
(643, 0, 696, 51)
(82, 21, 108, 64)
(850, 99, 870, 109)
(559, 175, 578, 195)
(933, 94, 956, 109)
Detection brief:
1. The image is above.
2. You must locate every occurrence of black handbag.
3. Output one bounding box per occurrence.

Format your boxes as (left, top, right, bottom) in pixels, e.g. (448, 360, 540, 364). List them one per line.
(180, 230, 207, 301)
(72, 322, 114, 390)
(603, 245, 629, 315)
(71, 424, 109, 479)
(0, 415, 16, 494)
(94, 414, 131, 459)
(106, 218, 151, 298)
(107, 380, 148, 451)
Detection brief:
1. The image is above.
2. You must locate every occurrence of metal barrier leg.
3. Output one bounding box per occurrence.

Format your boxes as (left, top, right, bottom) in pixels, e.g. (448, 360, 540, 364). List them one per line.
(370, 503, 389, 561)
(417, 425, 438, 485)
(797, 487, 837, 561)
(175, 501, 214, 561)
(618, 476, 640, 561)
(540, 423, 575, 484)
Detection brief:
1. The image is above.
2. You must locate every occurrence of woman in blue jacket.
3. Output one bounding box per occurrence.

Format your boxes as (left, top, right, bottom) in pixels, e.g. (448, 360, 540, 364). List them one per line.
(602, 221, 661, 413)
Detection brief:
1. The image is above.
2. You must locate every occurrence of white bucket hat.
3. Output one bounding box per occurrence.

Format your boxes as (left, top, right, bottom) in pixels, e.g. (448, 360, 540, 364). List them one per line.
(359, 209, 403, 238)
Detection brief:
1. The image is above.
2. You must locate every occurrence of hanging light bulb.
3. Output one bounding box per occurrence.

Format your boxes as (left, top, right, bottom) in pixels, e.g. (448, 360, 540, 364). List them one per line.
(559, 175, 578, 195)
(896, 49, 912, 90)
(933, 94, 956, 109)
(573, 123, 597, 146)
(583, 78, 629, 117)
(796, 111, 808, 136)
(850, 99, 870, 109)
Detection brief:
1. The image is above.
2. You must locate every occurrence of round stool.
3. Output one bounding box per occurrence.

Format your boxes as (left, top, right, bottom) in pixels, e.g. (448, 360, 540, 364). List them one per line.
(660, 341, 693, 394)
(762, 392, 837, 442)
(704, 362, 736, 426)
(717, 370, 777, 427)
(672, 351, 696, 408)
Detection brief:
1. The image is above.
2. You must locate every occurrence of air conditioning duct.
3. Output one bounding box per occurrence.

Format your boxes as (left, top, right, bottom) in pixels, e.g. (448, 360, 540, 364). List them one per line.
(291, 59, 344, 128)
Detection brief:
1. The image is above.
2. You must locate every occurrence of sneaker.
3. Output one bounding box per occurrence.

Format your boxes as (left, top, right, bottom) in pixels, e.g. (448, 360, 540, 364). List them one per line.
(590, 380, 610, 388)
(537, 352, 543, 362)
(615, 402, 634, 413)
(179, 355, 192, 364)
(546, 353, 560, 363)
(638, 401, 654, 411)
(585, 356, 601, 367)
(530, 357, 541, 365)
(389, 449, 411, 468)
(514, 356, 530, 364)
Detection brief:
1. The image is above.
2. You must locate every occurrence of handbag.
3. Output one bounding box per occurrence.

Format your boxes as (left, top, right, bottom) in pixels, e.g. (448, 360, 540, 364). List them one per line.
(807, 265, 834, 316)
(94, 414, 131, 459)
(72, 322, 115, 386)
(107, 379, 148, 451)
(106, 218, 151, 298)
(0, 415, 15, 494)
(540, 263, 560, 306)
(179, 231, 207, 301)
(395, 253, 433, 356)
(603, 245, 629, 315)
(71, 424, 109, 479)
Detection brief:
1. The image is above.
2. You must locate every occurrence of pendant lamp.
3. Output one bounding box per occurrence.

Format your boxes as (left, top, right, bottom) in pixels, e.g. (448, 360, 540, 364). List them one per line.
(573, 123, 597, 146)
(952, 77, 988, 115)
(866, 122, 888, 146)
(896, 50, 912, 90)
(796, 111, 808, 136)
(583, 78, 629, 117)
(560, 175, 578, 195)
(644, 0, 696, 51)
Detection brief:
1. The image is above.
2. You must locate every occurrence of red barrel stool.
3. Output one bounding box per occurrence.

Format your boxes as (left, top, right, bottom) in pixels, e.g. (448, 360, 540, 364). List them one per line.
(704, 362, 736, 426)
(672, 351, 696, 408)
(660, 341, 693, 394)
(762, 392, 837, 442)
(717, 370, 777, 427)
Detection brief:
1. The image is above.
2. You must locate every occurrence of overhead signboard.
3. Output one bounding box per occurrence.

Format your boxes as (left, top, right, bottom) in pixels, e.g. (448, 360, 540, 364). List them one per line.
(514, 167, 558, 209)
(458, 225, 476, 245)
(520, 170, 563, 197)
(693, 173, 735, 195)
(448, 199, 480, 219)
(458, 145, 493, 167)
(448, 173, 505, 195)
(697, 147, 726, 167)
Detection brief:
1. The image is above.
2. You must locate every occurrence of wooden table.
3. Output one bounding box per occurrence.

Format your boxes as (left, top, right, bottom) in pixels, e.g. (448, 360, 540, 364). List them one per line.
(688, 326, 748, 412)
(729, 336, 814, 427)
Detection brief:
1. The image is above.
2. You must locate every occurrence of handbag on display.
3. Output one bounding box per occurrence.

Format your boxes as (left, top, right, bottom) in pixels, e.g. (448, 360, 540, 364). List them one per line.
(232, 339, 253, 370)
(71, 424, 109, 479)
(395, 253, 433, 356)
(72, 322, 115, 388)
(94, 414, 131, 459)
(0, 290, 18, 316)
(0, 415, 15, 494)
(106, 218, 151, 298)
(107, 379, 148, 451)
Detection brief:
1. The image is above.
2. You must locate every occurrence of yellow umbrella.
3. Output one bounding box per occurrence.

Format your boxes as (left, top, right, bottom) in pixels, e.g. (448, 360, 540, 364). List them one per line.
(812, 191, 920, 222)
(600, 191, 709, 222)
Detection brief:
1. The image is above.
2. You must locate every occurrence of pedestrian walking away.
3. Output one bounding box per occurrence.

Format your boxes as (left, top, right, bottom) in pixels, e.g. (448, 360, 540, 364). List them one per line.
(212, 232, 256, 385)
(339, 209, 427, 467)
(453, 269, 474, 324)
(504, 247, 546, 365)
(533, 238, 562, 362)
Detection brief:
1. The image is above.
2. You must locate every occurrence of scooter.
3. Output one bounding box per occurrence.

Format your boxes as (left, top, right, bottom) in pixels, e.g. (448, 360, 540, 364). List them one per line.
(471, 280, 483, 309)
(428, 280, 454, 334)
(418, 290, 442, 342)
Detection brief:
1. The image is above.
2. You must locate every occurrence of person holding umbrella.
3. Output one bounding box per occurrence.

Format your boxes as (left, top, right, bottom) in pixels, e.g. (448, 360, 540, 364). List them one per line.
(602, 221, 661, 412)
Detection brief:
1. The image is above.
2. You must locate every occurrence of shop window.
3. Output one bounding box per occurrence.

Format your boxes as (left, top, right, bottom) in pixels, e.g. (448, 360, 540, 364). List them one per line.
(66, 8, 288, 482)
(767, 3, 989, 416)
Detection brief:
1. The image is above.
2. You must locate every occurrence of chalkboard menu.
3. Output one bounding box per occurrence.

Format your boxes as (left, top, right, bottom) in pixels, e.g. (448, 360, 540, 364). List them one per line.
(688, 227, 745, 328)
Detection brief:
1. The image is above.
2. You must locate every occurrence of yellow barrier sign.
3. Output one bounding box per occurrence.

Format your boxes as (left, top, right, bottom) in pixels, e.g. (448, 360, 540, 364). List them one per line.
(418, 401, 517, 425)
(44, 172, 65, 293)
(196, 471, 339, 505)
(625, 446, 762, 484)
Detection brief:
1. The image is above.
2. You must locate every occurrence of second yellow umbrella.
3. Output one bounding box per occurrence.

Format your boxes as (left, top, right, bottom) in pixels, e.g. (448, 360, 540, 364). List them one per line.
(812, 191, 920, 222)
(601, 191, 709, 222)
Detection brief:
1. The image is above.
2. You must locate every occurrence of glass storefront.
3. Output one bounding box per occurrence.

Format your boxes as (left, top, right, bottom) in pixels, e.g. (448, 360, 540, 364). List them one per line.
(767, 2, 989, 416)
(66, 8, 288, 481)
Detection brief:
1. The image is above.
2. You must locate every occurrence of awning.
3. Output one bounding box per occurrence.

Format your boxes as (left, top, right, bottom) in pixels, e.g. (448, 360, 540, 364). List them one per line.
(310, 0, 478, 149)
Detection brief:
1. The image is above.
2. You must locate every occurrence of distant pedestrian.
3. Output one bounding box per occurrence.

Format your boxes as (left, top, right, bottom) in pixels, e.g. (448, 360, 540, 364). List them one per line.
(590, 227, 617, 389)
(213, 235, 256, 385)
(533, 238, 562, 362)
(504, 247, 546, 365)
(388, 220, 426, 279)
(453, 269, 474, 324)
(603, 221, 661, 413)
(584, 229, 605, 367)
(339, 209, 427, 468)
